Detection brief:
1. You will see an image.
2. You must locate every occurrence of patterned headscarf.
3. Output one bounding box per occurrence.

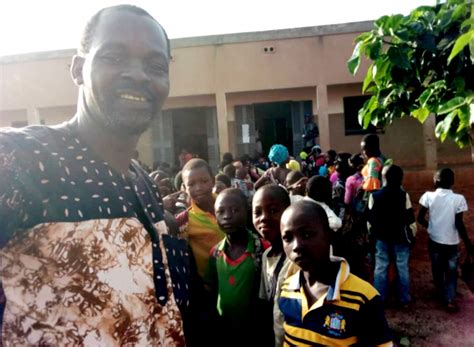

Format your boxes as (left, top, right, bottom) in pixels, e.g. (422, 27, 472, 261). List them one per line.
(268, 144, 289, 165)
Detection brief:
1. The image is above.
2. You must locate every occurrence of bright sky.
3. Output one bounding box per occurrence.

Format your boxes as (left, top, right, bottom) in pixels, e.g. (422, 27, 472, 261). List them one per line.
(0, 0, 435, 57)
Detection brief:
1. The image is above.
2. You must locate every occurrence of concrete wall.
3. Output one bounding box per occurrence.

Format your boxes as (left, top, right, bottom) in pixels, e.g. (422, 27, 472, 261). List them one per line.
(1, 22, 471, 168)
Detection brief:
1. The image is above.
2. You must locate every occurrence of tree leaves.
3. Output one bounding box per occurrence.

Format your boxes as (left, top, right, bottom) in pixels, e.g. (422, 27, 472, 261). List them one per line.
(347, 0, 474, 147)
(448, 30, 474, 63)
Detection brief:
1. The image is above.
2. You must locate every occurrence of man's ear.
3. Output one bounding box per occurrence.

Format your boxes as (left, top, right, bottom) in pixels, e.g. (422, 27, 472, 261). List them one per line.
(70, 55, 85, 86)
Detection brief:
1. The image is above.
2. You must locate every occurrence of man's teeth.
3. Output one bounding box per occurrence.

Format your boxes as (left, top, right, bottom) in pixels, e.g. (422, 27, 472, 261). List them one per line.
(120, 94, 147, 102)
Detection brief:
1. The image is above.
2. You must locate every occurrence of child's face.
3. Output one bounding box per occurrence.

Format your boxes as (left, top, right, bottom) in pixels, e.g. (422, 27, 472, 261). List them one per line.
(212, 181, 227, 195)
(215, 193, 247, 235)
(280, 208, 330, 272)
(252, 190, 287, 245)
(182, 167, 214, 207)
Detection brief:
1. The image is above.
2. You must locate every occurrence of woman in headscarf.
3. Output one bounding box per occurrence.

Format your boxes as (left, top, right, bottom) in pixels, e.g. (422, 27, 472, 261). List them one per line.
(254, 144, 291, 190)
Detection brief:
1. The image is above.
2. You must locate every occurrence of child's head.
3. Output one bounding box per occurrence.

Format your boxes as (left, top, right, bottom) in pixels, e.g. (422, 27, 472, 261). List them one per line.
(268, 144, 290, 167)
(325, 150, 337, 166)
(311, 145, 321, 155)
(213, 173, 232, 194)
(182, 158, 214, 207)
(382, 164, 403, 187)
(335, 158, 351, 179)
(223, 163, 236, 179)
(306, 175, 332, 205)
(235, 167, 248, 180)
(280, 200, 331, 272)
(360, 133, 381, 159)
(252, 184, 290, 246)
(285, 170, 307, 196)
(349, 153, 364, 172)
(215, 188, 248, 235)
(434, 168, 454, 189)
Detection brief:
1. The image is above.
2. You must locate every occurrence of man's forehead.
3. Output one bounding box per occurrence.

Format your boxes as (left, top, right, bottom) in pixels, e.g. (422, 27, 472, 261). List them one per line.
(90, 10, 167, 53)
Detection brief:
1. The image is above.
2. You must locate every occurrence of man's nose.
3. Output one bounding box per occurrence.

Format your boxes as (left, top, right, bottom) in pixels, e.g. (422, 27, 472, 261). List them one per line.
(122, 61, 149, 82)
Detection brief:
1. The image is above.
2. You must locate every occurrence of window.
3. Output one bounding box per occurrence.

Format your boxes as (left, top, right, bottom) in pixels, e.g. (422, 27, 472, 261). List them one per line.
(343, 95, 376, 135)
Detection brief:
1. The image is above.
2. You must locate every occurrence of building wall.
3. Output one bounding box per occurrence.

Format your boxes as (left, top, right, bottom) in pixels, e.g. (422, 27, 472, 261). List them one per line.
(1, 22, 471, 168)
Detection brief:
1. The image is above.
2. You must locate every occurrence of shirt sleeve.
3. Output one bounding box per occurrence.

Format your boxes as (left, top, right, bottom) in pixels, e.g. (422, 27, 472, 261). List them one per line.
(456, 195, 468, 214)
(362, 158, 381, 191)
(0, 135, 27, 248)
(405, 192, 417, 237)
(358, 294, 393, 346)
(259, 255, 269, 300)
(418, 192, 429, 208)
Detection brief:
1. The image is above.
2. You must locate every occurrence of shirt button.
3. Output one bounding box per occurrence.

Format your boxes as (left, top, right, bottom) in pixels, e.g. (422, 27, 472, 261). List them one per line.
(153, 243, 158, 248)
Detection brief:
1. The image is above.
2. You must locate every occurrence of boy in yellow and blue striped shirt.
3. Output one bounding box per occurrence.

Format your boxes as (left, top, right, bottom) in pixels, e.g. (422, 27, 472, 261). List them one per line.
(279, 200, 393, 346)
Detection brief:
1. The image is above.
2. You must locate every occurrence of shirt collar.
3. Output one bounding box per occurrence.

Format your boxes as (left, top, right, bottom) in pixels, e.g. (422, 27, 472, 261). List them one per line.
(286, 246, 350, 302)
(436, 188, 453, 193)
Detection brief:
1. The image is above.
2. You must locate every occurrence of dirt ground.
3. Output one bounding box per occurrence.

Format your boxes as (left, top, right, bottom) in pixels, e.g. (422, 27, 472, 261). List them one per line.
(385, 183, 474, 347)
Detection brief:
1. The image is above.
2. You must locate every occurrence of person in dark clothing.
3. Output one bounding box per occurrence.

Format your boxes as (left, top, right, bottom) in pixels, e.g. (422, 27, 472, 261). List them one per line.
(368, 165, 416, 307)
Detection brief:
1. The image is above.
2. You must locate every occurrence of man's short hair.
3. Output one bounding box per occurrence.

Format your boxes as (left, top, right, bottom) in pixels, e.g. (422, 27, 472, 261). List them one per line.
(79, 5, 171, 57)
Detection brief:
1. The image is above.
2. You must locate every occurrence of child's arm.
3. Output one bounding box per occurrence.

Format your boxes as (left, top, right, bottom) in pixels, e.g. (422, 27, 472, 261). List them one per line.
(455, 212, 474, 254)
(417, 206, 429, 229)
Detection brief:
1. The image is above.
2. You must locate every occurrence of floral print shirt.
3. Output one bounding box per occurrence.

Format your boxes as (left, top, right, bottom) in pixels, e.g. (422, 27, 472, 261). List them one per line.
(0, 126, 187, 346)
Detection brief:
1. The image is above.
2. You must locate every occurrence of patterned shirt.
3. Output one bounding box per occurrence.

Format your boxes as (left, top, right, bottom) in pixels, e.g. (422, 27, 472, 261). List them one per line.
(0, 126, 187, 346)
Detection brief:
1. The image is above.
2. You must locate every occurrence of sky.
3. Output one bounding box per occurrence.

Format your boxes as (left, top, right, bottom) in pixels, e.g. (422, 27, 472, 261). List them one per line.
(0, 0, 435, 57)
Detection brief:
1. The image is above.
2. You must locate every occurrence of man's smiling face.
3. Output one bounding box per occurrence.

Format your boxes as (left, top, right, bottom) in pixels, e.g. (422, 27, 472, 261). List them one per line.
(75, 9, 170, 135)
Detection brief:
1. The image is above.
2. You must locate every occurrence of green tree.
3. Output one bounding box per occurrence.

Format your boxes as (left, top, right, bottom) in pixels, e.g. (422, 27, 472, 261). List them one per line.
(348, 0, 474, 147)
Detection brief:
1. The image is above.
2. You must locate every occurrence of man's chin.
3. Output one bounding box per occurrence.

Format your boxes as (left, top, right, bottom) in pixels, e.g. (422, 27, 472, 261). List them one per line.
(106, 113, 155, 135)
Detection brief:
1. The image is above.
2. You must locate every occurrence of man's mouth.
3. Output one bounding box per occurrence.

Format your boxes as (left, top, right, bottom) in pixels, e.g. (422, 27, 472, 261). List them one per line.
(119, 93, 148, 102)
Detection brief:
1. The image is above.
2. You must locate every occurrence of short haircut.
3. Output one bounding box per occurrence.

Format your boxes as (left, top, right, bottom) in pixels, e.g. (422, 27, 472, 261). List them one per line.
(384, 164, 403, 187)
(284, 200, 330, 235)
(285, 170, 305, 186)
(182, 158, 213, 179)
(217, 188, 248, 210)
(349, 153, 364, 169)
(223, 164, 236, 178)
(79, 5, 171, 57)
(254, 184, 290, 208)
(306, 175, 332, 205)
(215, 173, 232, 188)
(435, 167, 454, 188)
(362, 133, 381, 156)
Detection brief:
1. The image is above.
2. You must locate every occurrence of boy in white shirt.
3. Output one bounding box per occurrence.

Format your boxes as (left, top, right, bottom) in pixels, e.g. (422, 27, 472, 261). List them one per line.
(418, 168, 473, 312)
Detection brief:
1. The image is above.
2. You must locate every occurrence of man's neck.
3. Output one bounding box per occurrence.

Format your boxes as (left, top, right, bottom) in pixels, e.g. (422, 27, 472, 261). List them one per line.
(65, 112, 140, 176)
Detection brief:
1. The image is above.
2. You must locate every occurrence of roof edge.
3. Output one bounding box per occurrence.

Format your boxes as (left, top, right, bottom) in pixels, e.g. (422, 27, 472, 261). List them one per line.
(1, 20, 374, 64)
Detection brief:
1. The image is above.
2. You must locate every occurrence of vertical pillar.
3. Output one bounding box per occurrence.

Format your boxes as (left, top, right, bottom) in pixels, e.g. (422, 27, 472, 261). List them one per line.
(27, 107, 41, 125)
(423, 114, 438, 170)
(315, 85, 330, 150)
(216, 92, 230, 157)
(137, 128, 154, 168)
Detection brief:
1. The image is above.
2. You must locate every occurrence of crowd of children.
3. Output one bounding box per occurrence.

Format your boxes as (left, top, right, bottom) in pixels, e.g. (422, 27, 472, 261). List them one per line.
(147, 133, 472, 346)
